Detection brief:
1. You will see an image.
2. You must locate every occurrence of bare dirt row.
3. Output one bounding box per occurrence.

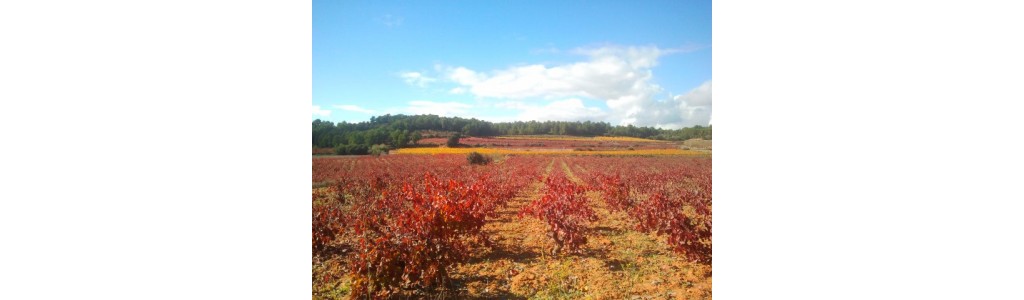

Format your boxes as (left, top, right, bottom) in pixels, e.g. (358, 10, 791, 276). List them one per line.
(450, 158, 711, 299)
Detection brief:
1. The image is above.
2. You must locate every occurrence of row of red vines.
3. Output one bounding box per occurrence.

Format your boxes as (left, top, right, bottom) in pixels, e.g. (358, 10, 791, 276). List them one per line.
(312, 155, 548, 297)
(520, 163, 598, 255)
(564, 156, 712, 264)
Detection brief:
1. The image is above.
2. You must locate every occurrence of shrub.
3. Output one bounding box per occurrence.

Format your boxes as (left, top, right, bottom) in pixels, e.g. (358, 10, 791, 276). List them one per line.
(348, 174, 493, 297)
(467, 152, 491, 165)
(312, 194, 344, 256)
(597, 174, 633, 210)
(369, 144, 390, 156)
(630, 189, 711, 264)
(521, 175, 597, 255)
(446, 133, 461, 147)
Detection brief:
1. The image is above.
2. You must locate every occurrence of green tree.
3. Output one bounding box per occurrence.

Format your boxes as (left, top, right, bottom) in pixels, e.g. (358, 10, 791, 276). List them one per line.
(446, 133, 461, 147)
(411, 131, 422, 144)
(369, 144, 390, 156)
(395, 132, 408, 148)
(312, 114, 712, 146)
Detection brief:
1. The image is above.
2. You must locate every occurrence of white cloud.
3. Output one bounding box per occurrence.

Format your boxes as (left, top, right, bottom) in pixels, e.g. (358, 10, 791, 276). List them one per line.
(379, 14, 403, 27)
(312, 105, 331, 117)
(333, 104, 375, 114)
(399, 71, 436, 87)
(494, 101, 530, 110)
(635, 80, 712, 129)
(675, 80, 712, 107)
(433, 45, 711, 128)
(444, 45, 670, 101)
(511, 98, 608, 122)
(405, 101, 472, 116)
(448, 67, 483, 86)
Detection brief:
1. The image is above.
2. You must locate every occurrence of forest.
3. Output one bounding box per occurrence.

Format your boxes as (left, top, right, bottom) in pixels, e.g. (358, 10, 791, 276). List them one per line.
(312, 114, 711, 152)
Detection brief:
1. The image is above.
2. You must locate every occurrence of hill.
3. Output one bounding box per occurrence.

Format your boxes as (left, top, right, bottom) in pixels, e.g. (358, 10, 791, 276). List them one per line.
(313, 114, 711, 155)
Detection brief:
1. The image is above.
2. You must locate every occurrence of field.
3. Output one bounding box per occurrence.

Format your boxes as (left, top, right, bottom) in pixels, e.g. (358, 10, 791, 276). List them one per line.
(416, 135, 682, 150)
(312, 153, 711, 299)
(391, 147, 704, 156)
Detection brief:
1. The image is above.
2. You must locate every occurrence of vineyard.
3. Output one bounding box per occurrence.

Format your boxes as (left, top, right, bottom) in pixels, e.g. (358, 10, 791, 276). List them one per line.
(312, 154, 711, 299)
(414, 135, 682, 151)
(390, 147, 704, 156)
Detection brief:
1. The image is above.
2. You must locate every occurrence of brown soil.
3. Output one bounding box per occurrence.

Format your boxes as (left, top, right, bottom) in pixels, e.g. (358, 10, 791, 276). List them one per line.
(450, 158, 711, 299)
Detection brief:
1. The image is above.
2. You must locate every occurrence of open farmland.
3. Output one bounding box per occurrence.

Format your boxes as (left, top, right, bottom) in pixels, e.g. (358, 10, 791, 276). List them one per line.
(415, 135, 682, 151)
(312, 153, 711, 299)
(391, 147, 704, 156)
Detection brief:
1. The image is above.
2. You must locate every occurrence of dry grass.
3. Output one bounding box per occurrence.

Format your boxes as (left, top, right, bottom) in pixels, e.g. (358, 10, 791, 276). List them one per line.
(682, 138, 712, 150)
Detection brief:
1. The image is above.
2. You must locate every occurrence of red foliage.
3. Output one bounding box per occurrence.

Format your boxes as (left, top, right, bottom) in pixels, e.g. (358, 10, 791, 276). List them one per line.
(566, 156, 712, 264)
(597, 174, 633, 210)
(348, 173, 504, 297)
(312, 190, 345, 256)
(416, 136, 679, 150)
(521, 174, 598, 255)
(630, 188, 711, 264)
(311, 155, 712, 298)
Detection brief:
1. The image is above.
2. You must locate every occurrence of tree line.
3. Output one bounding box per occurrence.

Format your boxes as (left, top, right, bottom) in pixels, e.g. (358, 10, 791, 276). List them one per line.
(313, 114, 711, 153)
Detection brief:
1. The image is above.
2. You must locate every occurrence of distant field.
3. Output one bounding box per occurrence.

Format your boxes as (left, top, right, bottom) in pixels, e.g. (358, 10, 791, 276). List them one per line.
(312, 147, 334, 155)
(416, 135, 680, 151)
(683, 138, 712, 150)
(392, 147, 706, 156)
(496, 135, 665, 142)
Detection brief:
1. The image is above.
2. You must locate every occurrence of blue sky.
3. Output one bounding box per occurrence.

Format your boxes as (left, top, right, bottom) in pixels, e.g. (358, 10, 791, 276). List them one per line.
(313, 0, 711, 129)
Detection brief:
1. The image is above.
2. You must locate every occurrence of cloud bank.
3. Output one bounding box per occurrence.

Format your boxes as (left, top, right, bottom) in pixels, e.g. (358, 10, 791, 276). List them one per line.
(437, 45, 711, 128)
(496, 99, 608, 122)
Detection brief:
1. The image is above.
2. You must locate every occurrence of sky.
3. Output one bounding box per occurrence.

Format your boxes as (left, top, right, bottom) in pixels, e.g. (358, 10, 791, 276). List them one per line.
(313, 0, 711, 129)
